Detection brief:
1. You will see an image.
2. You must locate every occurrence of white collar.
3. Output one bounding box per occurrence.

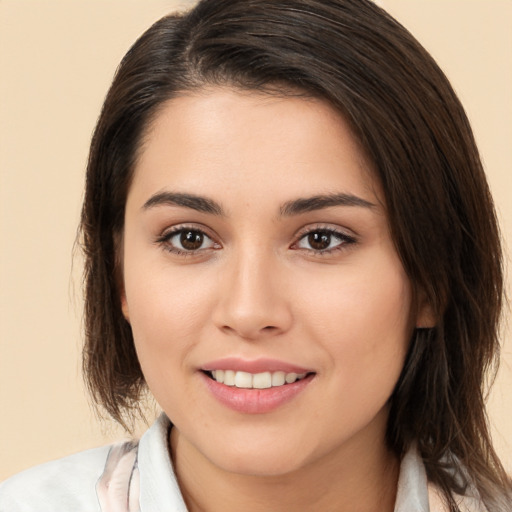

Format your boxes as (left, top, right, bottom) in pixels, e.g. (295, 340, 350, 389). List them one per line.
(138, 414, 188, 511)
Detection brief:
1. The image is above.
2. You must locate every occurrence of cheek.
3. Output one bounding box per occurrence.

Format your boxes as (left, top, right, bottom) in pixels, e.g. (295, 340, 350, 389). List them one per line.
(123, 270, 214, 412)
(303, 259, 411, 334)
(121, 244, 220, 374)
(300, 253, 413, 383)
(123, 228, 216, 324)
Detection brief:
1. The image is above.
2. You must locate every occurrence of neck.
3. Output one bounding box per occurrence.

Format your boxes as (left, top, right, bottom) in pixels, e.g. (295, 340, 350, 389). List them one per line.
(170, 425, 399, 512)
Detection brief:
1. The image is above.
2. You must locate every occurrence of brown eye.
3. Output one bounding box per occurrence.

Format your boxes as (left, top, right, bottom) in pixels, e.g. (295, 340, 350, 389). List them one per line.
(161, 228, 217, 254)
(295, 229, 355, 253)
(307, 232, 332, 251)
(180, 230, 204, 250)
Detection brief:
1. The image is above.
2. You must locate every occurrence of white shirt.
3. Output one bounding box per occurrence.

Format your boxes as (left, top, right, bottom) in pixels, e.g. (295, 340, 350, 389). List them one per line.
(0, 414, 484, 511)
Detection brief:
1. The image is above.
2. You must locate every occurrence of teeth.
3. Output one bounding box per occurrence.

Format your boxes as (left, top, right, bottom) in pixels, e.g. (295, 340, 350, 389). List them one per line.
(235, 371, 253, 388)
(224, 370, 236, 386)
(285, 372, 298, 384)
(209, 370, 308, 388)
(253, 372, 272, 389)
(271, 371, 285, 386)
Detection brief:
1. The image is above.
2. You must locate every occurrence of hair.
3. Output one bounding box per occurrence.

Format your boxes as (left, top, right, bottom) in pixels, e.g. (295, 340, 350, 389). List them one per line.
(79, 0, 511, 509)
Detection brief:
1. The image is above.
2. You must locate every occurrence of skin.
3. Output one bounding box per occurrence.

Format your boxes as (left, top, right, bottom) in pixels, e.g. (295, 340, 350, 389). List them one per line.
(121, 87, 432, 512)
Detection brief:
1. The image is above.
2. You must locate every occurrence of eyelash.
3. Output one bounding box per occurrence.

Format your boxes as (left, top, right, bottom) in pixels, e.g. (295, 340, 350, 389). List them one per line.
(155, 225, 219, 256)
(292, 226, 357, 255)
(155, 225, 357, 257)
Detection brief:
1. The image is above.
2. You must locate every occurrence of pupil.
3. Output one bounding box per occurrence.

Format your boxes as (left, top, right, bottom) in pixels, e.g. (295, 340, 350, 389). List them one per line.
(308, 232, 330, 250)
(180, 230, 203, 250)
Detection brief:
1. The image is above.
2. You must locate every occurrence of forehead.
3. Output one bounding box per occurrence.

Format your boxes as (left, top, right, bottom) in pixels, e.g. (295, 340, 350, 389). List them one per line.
(130, 87, 381, 210)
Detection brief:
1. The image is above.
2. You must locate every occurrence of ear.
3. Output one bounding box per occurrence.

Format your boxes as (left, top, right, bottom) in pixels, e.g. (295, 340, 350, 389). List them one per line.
(120, 291, 130, 322)
(415, 295, 436, 329)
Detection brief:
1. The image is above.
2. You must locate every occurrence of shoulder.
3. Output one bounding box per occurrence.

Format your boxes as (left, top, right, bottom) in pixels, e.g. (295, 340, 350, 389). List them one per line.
(0, 414, 178, 512)
(0, 444, 112, 512)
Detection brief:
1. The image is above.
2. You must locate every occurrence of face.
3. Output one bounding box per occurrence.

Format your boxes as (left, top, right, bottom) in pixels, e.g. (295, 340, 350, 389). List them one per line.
(121, 87, 427, 476)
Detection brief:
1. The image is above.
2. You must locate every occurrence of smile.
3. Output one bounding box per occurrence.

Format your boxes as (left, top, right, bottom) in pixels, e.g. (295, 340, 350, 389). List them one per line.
(207, 370, 308, 389)
(201, 369, 315, 414)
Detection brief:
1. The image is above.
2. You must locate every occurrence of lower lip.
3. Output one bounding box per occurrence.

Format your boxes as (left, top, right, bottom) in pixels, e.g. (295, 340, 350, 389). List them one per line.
(201, 372, 314, 414)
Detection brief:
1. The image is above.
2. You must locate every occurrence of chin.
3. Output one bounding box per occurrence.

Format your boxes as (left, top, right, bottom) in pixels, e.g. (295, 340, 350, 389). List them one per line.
(197, 428, 316, 477)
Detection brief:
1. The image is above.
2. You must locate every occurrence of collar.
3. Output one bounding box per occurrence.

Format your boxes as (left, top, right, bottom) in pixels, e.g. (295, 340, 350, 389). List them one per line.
(138, 414, 188, 511)
(394, 444, 430, 511)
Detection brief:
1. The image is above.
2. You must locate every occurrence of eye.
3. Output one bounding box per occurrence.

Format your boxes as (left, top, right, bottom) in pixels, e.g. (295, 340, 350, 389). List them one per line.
(157, 227, 218, 255)
(295, 228, 355, 253)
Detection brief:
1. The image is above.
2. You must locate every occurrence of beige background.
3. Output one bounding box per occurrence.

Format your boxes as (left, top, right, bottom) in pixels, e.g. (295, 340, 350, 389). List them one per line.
(0, 0, 510, 480)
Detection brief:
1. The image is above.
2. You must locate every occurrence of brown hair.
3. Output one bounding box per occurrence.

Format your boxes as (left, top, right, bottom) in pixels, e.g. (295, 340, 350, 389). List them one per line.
(80, 0, 511, 509)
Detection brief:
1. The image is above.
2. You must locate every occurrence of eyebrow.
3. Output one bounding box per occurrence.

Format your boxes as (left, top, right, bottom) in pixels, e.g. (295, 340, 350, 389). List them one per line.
(280, 193, 376, 216)
(142, 191, 376, 217)
(143, 191, 225, 216)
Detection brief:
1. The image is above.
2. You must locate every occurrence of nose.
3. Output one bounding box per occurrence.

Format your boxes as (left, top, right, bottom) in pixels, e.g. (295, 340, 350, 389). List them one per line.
(212, 249, 293, 340)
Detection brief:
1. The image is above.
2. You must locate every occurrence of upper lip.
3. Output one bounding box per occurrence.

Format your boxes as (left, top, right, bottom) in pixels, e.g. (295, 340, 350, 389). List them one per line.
(201, 357, 312, 374)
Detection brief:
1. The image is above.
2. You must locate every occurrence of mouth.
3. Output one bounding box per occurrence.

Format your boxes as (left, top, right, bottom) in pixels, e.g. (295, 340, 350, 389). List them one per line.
(200, 357, 316, 413)
(203, 369, 313, 389)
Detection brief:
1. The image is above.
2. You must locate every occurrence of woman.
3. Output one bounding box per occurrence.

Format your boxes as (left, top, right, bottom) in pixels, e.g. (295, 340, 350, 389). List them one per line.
(1, 0, 510, 510)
